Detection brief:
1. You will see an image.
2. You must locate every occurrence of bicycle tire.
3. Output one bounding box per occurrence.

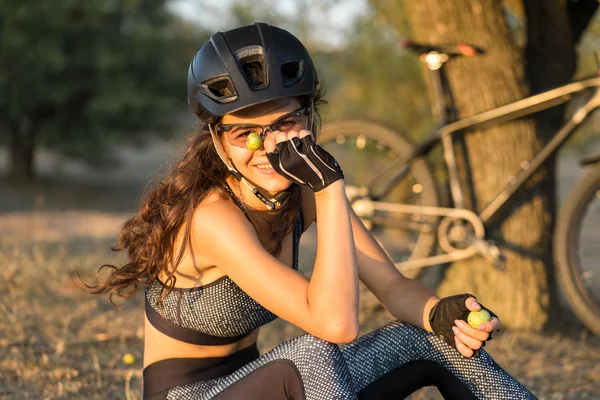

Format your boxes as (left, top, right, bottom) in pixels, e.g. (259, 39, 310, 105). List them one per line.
(554, 164, 600, 335)
(318, 120, 440, 279)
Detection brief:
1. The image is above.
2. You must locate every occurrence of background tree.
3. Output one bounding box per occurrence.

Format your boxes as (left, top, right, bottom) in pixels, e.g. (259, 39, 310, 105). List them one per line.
(324, 15, 434, 139)
(0, 0, 205, 182)
(369, 0, 598, 330)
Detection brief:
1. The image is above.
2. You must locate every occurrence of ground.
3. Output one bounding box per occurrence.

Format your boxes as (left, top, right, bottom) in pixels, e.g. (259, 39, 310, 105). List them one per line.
(0, 142, 599, 399)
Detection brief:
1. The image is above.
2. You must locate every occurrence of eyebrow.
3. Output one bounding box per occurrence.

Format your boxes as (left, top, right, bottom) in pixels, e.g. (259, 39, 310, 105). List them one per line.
(220, 111, 299, 130)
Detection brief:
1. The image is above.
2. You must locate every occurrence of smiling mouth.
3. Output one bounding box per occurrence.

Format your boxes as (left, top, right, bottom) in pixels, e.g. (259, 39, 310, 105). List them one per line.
(254, 164, 274, 170)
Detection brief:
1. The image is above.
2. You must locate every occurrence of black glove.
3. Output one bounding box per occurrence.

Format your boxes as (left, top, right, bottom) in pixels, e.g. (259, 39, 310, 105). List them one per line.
(428, 293, 498, 357)
(265, 135, 343, 192)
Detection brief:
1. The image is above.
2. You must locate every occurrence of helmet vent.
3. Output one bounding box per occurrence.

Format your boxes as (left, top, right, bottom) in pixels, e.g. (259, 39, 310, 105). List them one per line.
(281, 60, 303, 87)
(235, 46, 267, 90)
(201, 76, 237, 103)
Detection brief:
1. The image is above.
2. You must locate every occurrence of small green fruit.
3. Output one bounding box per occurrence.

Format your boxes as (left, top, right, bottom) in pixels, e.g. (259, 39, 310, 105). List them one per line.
(246, 132, 262, 151)
(467, 309, 491, 329)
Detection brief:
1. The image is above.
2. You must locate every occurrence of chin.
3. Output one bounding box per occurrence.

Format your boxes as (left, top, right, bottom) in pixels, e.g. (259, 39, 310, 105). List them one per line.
(261, 178, 293, 196)
(248, 169, 292, 195)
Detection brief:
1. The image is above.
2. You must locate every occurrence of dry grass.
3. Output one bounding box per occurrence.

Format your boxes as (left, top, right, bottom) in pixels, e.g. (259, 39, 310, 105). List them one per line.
(0, 212, 599, 399)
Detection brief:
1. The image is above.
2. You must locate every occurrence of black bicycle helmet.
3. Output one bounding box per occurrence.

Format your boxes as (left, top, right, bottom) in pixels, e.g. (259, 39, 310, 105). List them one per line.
(187, 22, 319, 123)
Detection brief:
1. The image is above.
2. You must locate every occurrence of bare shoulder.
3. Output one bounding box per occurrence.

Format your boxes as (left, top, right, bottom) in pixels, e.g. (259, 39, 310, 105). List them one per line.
(300, 185, 316, 232)
(193, 190, 255, 237)
(191, 189, 262, 263)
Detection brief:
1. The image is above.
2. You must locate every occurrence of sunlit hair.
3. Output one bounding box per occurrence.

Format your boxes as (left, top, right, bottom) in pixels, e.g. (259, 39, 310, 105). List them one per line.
(73, 88, 327, 305)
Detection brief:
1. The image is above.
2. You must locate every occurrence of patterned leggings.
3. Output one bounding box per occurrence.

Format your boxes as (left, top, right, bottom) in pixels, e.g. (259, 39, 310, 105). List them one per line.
(156, 321, 536, 399)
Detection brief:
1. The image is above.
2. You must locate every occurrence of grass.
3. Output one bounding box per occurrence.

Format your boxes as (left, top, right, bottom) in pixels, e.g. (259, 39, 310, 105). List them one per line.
(1, 142, 599, 399)
(1, 213, 599, 399)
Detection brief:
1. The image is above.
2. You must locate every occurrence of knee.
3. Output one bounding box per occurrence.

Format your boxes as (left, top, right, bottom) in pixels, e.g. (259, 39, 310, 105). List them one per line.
(361, 320, 433, 345)
(341, 321, 436, 360)
(292, 334, 344, 361)
(295, 334, 341, 351)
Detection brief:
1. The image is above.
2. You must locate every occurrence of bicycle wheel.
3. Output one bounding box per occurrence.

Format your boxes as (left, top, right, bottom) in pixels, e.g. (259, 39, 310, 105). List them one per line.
(554, 165, 600, 335)
(318, 120, 440, 279)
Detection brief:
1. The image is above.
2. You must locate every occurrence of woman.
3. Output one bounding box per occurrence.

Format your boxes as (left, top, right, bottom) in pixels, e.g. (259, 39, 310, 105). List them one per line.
(78, 23, 536, 399)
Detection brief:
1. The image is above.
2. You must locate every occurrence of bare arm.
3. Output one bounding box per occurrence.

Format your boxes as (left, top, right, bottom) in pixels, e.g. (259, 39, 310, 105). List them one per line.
(348, 204, 439, 331)
(347, 204, 502, 357)
(193, 182, 359, 343)
(302, 190, 437, 331)
(308, 180, 360, 338)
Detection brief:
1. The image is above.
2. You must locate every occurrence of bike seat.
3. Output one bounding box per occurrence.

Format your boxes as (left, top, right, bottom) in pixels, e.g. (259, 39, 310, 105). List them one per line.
(401, 39, 484, 57)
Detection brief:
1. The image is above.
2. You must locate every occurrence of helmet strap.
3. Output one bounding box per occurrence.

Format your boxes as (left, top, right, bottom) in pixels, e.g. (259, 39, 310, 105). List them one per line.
(208, 124, 293, 210)
(238, 177, 294, 210)
(208, 124, 242, 180)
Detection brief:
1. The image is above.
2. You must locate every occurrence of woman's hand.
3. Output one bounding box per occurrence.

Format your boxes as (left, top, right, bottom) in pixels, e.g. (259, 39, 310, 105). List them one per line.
(263, 129, 344, 191)
(428, 293, 501, 358)
(452, 296, 501, 357)
(263, 128, 310, 151)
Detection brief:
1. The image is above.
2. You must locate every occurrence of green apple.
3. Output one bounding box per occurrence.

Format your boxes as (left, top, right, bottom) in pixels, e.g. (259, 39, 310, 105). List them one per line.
(467, 309, 491, 329)
(246, 132, 262, 151)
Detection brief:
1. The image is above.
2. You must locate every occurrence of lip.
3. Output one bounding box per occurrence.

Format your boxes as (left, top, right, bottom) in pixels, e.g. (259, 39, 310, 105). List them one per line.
(252, 164, 277, 175)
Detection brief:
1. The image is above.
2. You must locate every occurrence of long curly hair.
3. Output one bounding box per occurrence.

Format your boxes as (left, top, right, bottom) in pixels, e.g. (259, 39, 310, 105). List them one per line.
(74, 90, 326, 305)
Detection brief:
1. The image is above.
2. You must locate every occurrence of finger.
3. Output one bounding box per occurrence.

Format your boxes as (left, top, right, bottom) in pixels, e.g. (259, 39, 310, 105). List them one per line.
(455, 319, 488, 341)
(475, 316, 500, 333)
(263, 134, 276, 153)
(465, 297, 481, 312)
(275, 131, 288, 143)
(286, 130, 300, 140)
(490, 317, 501, 332)
(298, 129, 313, 139)
(454, 335, 474, 357)
(476, 321, 495, 333)
(453, 326, 483, 350)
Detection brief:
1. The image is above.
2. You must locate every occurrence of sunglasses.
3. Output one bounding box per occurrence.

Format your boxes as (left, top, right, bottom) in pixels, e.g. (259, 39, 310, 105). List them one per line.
(216, 107, 310, 149)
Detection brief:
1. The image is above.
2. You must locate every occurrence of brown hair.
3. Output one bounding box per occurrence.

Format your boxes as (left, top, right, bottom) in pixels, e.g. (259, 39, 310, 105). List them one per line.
(74, 89, 326, 305)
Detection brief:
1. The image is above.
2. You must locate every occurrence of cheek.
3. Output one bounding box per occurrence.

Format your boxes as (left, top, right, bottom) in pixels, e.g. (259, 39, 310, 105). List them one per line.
(227, 146, 254, 166)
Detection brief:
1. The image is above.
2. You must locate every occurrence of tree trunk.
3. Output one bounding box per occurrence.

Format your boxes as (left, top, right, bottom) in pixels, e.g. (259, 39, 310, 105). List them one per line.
(402, 0, 555, 330)
(9, 122, 36, 182)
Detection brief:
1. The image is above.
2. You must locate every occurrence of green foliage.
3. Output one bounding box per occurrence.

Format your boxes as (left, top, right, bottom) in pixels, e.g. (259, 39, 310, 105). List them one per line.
(228, 0, 286, 29)
(322, 13, 435, 140)
(183, 0, 434, 140)
(0, 0, 206, 168)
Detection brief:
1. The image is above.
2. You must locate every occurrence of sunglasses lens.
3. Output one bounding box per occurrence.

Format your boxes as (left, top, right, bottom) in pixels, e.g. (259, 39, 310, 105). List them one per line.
(221, 108, 309, 149)
(228, 128, 262, 148)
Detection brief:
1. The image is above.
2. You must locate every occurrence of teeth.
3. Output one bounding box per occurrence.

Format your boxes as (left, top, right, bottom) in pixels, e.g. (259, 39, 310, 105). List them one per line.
(256, 164, 273, 170)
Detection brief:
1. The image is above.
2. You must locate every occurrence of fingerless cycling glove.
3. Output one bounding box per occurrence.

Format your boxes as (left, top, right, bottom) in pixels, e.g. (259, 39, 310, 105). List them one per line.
(429, 293, 498, 357)
(266, 136, 343, 192)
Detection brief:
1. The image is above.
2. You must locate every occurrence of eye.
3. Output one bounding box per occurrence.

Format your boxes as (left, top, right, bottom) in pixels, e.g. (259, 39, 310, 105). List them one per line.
(274, 119, 296, 131)
(233, 130, 253, 139)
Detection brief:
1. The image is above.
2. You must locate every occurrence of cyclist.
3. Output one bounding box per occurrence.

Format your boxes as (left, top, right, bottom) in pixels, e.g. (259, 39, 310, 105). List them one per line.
(78, 23, 536, 399)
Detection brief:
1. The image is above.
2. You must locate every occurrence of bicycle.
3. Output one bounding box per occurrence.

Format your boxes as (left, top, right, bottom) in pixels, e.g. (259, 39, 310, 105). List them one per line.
(317, 40, 600, 336)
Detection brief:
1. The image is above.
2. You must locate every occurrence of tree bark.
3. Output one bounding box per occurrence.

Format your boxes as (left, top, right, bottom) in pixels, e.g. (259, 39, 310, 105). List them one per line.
(402, 0, 555, 330)
(9, 121, 36, 182)
(520, 0, 597, 328)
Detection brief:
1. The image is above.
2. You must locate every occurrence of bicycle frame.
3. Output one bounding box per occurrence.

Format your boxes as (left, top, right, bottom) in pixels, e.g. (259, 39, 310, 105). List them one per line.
(368, 76, 600, 230)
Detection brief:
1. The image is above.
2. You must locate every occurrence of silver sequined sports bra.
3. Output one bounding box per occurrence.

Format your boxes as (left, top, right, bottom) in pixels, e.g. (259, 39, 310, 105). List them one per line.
(145, 184, 303, 345)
